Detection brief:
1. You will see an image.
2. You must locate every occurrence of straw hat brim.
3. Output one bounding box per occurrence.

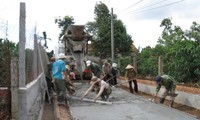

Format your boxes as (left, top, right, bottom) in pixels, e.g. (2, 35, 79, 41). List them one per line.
(125, 64, 134, 69)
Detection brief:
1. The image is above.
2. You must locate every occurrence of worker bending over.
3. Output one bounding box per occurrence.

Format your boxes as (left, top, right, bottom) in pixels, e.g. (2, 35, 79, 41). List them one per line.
(81, 75, 112, 102)
(155, 74, 177, 105)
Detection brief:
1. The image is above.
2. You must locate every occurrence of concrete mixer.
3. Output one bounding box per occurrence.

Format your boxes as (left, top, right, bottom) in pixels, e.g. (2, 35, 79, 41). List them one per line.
(62, 25, 92, 80)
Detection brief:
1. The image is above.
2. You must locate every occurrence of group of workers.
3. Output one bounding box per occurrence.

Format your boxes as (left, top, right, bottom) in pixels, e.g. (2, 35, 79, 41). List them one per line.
(46, 53, 177, 106)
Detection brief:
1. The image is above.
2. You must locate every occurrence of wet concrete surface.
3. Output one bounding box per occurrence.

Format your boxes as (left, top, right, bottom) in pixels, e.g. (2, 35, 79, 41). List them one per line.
(68, 82, 198, 120)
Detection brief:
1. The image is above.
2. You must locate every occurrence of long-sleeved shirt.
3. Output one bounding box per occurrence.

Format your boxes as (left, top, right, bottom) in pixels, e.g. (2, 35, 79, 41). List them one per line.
(102, 63, 111, 75)
(125, 68, 137, 81)
(156, 75, 177, 93)
(88, 62, 101, 77)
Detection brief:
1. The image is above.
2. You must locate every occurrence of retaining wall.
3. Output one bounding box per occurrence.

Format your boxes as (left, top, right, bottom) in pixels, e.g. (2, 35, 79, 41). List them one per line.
(119, 78, 200, 110)
(18, 73, 46, 120)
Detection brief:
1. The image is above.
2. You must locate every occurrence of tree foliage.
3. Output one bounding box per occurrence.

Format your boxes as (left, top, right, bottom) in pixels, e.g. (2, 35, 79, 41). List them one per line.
(55, 16, 75, 39)
(0, 39, 18, 86)
(138, 18, 200, 83)
(137, 46, 158, 77)
(86, 2, 133, 59)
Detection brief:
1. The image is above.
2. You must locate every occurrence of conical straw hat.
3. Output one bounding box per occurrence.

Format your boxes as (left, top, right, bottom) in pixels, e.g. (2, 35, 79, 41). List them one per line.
(125, 64, 134, 69)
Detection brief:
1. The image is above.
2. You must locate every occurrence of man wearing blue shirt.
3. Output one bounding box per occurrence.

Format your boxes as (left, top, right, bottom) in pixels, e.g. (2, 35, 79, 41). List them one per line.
(52, 53, 70, 105)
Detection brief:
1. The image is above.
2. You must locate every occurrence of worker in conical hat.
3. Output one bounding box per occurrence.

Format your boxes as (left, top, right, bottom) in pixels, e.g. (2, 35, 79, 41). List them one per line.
(125, 64, 138, 93)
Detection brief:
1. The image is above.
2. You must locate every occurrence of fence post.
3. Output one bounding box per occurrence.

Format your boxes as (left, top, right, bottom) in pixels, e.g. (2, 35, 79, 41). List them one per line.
(11, 58, 18, 120)
(133, 54, 137, 71)
(158, 56, 163, 76)
(33, 34, 38, 79)
(18, 3, 28, 120)
(18, 2, 26, 87)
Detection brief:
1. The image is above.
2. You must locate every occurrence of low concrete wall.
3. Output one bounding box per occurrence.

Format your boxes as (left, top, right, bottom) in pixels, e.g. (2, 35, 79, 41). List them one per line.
(119, 79, 200, 110)
(18, 73, 46, 120)
(138, 83, 200, 109)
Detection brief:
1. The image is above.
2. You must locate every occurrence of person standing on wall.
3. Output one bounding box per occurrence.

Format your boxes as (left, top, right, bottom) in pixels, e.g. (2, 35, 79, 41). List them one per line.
(52, 53, 70, 105)
(125, 64, 138, 93)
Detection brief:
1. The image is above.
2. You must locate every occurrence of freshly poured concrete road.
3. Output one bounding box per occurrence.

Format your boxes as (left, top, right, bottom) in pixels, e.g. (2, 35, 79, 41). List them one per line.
(68, 82, 198, 120)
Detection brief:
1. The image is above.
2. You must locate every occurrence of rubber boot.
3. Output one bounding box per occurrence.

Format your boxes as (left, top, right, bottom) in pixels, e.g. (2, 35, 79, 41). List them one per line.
(169, 101, 174, 107)
(160, 98, 165, 104)
(58, 96, 63, 102)
(101, 96, 106, 101)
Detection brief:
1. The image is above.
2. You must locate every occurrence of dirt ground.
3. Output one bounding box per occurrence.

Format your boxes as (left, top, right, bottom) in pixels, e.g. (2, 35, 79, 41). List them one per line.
(42, 96, 72, 120)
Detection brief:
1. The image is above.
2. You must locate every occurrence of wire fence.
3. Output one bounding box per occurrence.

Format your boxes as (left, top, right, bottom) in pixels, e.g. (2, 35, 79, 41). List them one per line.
(0, 2, 50, 119)
(0, 2, 19, 119)
(0, 40, 11, 120)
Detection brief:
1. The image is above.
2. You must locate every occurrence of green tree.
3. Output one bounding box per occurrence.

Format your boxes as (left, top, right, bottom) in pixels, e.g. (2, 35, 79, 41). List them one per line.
(157, 18, 200, 83)
(185, 22, 200, 44)
(137, 18, 200, 84)
(137, 46, 158, 77)
(0, 39, 18, 86)
(86, 2, 133, 58)
(55, 16, 75, 39)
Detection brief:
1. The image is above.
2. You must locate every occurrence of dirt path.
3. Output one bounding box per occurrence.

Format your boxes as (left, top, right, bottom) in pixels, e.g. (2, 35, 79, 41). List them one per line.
(42, 96, 72, 120)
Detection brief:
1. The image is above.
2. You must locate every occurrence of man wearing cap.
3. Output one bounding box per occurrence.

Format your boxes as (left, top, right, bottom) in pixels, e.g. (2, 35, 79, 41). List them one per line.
(86, 60, 101, 78)
(155, 75, 177, 104)
(125, 64, 138, 93)
(81, 75, 112, 102)
(110, 63, 119, 86)
(52, 53, 70, 105)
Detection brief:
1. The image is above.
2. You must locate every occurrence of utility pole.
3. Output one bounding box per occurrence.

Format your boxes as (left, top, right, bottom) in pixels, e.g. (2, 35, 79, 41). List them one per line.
(111, 8, 114, 64)
(5, 21, 8, 40)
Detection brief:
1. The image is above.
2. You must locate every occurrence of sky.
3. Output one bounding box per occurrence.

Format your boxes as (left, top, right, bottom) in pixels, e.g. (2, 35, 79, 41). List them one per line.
(0, 0, 200, 52)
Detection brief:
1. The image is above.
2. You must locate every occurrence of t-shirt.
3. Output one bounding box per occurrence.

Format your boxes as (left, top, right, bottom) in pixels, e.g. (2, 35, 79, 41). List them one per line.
(52, 59, 66, 79)
(100, 80, 109, 89)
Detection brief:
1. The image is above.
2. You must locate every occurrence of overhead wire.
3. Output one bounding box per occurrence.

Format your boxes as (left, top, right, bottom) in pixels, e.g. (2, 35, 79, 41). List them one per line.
(128, 0, 169, 13)
(117, 0, 144, 14)
(95, 0, 185, 43)
(126, 0, 185, 15)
